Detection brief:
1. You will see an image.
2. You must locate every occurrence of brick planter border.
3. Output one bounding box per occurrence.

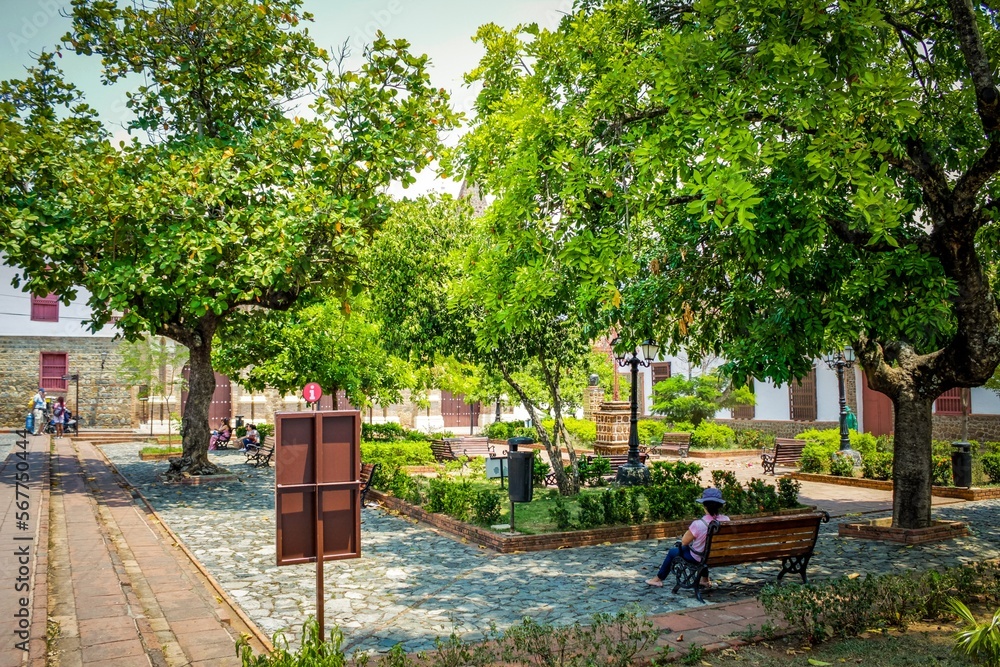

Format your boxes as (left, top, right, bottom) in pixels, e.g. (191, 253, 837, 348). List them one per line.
(139, 451, 184, 461)
(789, 472, 1000, 501)
(369, 489, 812, 553)
(686, 449, 758, 459)
(839, 517, 969, 544)
(157, 473, 240, 485)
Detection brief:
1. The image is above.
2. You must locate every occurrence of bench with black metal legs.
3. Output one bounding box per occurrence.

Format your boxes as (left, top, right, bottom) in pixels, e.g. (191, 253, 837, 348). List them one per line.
(585, 453, 649, 475)
(360, 462, 380, 506)
(244, 436, 274, 468)
(431, 437, 496, 462)
(669, 511, 830, 602)
(761, 438, 808, 475)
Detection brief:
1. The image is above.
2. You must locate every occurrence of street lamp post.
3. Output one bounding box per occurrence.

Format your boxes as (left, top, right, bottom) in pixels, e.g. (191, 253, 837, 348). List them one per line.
(822, 347, 861, 465)
(613, 338, 659, 486)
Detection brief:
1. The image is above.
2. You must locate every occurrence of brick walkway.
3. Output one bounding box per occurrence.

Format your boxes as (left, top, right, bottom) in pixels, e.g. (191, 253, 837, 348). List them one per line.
(0, 436, 265, 667)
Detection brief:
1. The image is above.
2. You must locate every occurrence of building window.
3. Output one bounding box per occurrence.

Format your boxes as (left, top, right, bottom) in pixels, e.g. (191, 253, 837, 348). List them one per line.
(788, 367, 817, 421)
(651, 362, 672, 386)
(40, 353, 68, 391)
(935, 388, 970, 415)
(30, 294, 59, 322)
(733, 380, 756, 420)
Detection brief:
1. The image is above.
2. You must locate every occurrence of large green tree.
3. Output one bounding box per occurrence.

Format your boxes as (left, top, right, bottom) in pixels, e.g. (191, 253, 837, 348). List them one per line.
(459, 0, 1000, 528)
(0, 0, 455, 474)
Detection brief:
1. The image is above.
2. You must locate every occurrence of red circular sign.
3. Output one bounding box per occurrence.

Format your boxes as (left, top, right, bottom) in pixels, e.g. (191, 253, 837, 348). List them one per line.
(302, 382, 323, 404)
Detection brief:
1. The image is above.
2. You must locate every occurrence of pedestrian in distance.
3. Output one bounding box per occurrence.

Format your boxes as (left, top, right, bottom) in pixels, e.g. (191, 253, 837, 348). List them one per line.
(31, 388, 46, 435)
(52, 396, 66, 437)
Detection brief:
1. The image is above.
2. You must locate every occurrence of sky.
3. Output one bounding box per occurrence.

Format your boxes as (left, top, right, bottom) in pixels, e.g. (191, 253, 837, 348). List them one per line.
(0, 0, 569, 194)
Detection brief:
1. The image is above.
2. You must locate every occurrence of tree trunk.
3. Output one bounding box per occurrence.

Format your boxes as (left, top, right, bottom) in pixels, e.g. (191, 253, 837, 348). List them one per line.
(892, 394, 934, 529)
(165, 321, 222, 477)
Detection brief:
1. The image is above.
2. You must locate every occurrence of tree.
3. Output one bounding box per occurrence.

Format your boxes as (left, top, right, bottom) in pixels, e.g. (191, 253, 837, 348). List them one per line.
(0, 0, 456, 475)
(458, 0, 1000, 528)
(213, 298, 407, 410)
(118, 336, 189, 428)
(651, 372, 754, 427)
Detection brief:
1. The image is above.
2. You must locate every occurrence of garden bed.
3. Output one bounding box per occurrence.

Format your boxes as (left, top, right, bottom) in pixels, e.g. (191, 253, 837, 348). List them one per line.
(369, 488, 814, 553)
(139, 446, 183, 461)
(838, 516, 969, 544)
(789, 472, 1000, 500)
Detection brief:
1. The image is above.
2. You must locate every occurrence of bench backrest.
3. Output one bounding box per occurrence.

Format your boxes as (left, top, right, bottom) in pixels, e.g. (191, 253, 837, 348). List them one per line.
(704, 512, 827, 567)
(774, 438, 807, 462)
(430, 441, 457, 460)
(661, 432, 692, 446)
(586, 454, 648, 470)
(360, 462, 376, 485)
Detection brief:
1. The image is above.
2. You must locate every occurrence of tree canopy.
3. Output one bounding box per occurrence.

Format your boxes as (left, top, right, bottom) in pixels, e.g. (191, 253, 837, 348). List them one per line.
(0, 0, 456, 473)
(456, 0, 1000, 526)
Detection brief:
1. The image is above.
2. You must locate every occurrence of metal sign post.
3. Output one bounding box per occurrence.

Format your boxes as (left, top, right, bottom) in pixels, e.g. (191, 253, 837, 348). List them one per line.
(275, 410, 361, 639)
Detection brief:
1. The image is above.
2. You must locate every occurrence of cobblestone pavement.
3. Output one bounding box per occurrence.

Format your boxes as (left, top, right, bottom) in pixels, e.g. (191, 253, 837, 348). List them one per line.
(101, 443, 1000, 655)
(0, 433, 19, 468)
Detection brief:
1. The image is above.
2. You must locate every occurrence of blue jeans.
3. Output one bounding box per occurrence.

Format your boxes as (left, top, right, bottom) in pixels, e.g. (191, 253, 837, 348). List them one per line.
(657, 544, 701, 580)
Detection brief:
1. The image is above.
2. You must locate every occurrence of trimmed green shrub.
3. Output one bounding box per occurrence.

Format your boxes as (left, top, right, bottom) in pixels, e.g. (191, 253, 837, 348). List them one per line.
(540, 417, 597, 447)
(472, 489, 503, 525)
(933, 455, 953, 486)
(577, 495, 604, 529)
(689, 421, 736, 449)
(549, 495, 574, 531)
(829, 452, 855, 477)
(256, 423, 274, 438)
(637, 419, 669, 446)
(533, 456, 551, 487)
(862, 451, 893, 480)
(734, 428, 775, 450)
(799, 440, 835, 473)
(425, 477, 475, 521)
(777, 477, 801, 509)
(578, 456, 611, 486)
(360, 440, 435, 467)
(372, 464, 422, 504)
(643, 461, 704, 521)
(983, 453, 1000, 484)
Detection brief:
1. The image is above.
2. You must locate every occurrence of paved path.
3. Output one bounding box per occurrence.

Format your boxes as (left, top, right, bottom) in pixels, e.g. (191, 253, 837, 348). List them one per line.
(101, 443, 1000, 656)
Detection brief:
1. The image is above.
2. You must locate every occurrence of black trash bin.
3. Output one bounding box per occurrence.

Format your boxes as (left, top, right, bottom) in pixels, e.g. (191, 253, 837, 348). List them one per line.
(506, 436, 535, 453)
(952, 441, 972, 488)
(508, 451, 535, 503)
(235, 415, 244, 428)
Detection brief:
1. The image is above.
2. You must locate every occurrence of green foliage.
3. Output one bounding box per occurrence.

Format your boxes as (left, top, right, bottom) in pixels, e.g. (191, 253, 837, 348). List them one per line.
(426, 477, 476, 521)
(689, 421, 736, 449)
(541, 417, 597, 447)
(862, 452, 894, 480)
(734, 428, 775, 450)
(761, 563, 1000, 645)
(798, 429, 875, 473)
(637, 419, 669, 446)
(934, 456, 954, 487)
(360, 440, 435, 467)
(777, 478, 802, 509)
(471, 489, 503, 526)
(256, 424, 274, 439)
(578, 456, 612, 486)
(237, 617, 349, 667)
(549, 495, 574, 531)
(651, 373, 754, 427)
(576, 494, 604, 529)
(709, 470, 789, 515)
(532, 456, 551, 487)
(830, 452, 856, 477)
(644, 461, 704, 522)
(949, 598, 1000, 667)
(372, 464, 422, 505)
(983, 454, 1000, 484)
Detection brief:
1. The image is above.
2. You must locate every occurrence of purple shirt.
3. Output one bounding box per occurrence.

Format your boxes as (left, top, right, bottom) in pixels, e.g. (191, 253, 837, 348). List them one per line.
(689, 513, 730, 560)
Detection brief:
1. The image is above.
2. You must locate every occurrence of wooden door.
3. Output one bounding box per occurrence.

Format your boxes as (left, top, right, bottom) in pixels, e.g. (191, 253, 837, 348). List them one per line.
(441, 390, 481, 429)
(180, 368, 231, 423)
(861, 372, 894, 437)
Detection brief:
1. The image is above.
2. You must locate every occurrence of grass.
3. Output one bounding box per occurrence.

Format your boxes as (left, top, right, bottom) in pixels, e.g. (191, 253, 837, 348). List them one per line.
(140, 445, 183, 456)
(685, 623, 964, 667)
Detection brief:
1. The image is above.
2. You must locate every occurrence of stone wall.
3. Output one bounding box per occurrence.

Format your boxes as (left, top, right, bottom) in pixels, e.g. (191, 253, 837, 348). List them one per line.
(715, 418, 840, 438)
(932, 414, 1000, 443)
(0, 337, 134, 429)
(594, 401, 630, 455)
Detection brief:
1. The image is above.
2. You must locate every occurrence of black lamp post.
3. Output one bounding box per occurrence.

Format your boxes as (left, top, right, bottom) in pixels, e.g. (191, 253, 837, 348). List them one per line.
(822, 347, 860, 464)
(613, 338, 659, 486)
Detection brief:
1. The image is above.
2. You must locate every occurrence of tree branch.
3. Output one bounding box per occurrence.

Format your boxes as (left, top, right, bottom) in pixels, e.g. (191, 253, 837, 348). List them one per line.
(824, 215, 930, 253)
(953, 141, 1000, 214)
(947, 0, 1000, 133)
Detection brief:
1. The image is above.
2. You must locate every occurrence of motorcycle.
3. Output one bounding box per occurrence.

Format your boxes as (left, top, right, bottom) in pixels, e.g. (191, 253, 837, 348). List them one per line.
(43, 408, 78, 436)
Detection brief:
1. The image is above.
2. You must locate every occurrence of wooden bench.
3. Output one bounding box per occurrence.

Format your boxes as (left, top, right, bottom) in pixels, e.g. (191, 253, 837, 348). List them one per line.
(648, 432, 692, 457)
(431, 438, 496, 461)
(669, 511, 830, 602)
(585, 453, 649, 475)
(761, 438, 808, 475)
(431, 440, 459, 461)
(360, 462, 380, 506)
(244, 436, 274, 468)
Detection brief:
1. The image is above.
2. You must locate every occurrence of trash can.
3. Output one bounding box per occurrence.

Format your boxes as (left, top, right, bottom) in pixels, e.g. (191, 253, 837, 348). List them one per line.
(235, 415, 244, 428)
(506, 436, 535, 453)
(25, 412, 34, 434)
(952, 441, 972, 488)
(508, 451, 535, 503)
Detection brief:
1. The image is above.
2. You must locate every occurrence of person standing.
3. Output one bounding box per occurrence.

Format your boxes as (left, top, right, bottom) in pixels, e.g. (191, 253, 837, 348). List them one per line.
(52, 397, 66, 437)
(31, 388, 46, 435)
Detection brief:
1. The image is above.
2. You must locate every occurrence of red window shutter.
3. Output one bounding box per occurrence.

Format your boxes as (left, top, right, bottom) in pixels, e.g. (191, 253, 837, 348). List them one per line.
(788, 367, 817, 421)
(651, 362, 672, 385)
(31, 294, 59, 322)
(935, 388, 969, 415)
(733, 380, 756, 420)
(40, 353, 68, 391)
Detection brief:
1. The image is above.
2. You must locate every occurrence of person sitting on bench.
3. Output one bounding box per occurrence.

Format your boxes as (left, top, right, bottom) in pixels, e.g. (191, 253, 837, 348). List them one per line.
(646, 487, 729, 589)
(238, 424, 260, 453)
(209, 418, 231, 451)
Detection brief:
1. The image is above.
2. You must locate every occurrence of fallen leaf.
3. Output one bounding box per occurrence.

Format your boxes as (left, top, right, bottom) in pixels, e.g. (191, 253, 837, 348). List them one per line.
(807, 660, 833, 666)
(847, 572, 860, 579)
(676, 634, 683, 642)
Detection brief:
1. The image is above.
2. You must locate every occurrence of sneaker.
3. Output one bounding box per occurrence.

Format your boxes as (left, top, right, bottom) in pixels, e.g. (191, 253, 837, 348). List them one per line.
(238, 448, 247, 452)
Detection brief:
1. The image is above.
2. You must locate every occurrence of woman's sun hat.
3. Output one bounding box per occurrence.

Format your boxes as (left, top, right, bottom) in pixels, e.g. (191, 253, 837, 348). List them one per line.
(695, 487, 725, 505)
